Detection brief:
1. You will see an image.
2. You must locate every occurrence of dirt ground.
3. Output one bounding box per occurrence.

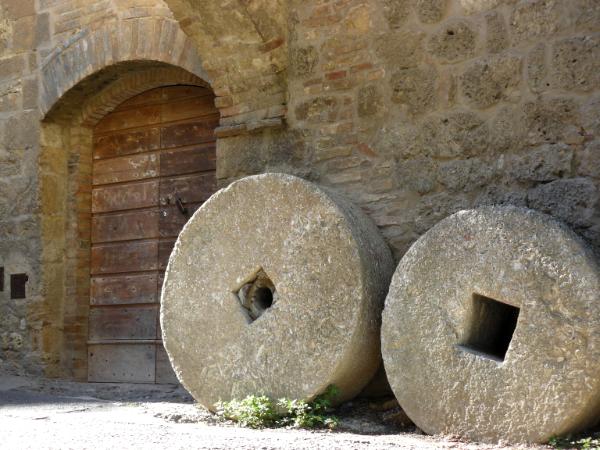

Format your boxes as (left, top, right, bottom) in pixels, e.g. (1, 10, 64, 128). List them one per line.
(0, 371, 549, 450)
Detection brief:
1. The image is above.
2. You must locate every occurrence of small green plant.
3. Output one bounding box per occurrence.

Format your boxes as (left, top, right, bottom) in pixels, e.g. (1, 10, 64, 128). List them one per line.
(215, 395, 279, 428)
(549, 434, 600, 450)
(215, 385, 340, 430)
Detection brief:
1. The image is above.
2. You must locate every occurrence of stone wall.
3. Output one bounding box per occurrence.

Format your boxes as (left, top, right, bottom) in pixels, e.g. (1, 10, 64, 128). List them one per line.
(217, 0, 600, 261)
(0, 0, 599, 378)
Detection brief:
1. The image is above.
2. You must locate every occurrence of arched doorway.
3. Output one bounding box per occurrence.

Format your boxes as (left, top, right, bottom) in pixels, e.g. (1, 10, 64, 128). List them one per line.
(87, 85, 219, 383)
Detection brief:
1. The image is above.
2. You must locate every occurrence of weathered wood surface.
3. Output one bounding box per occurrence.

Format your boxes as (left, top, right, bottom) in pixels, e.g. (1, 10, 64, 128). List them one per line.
(89, 305, 159, 340)
(91, 209, 159, 243)
(93, 128, 160, 160)
(93, 152, 159, 185)
(89, 85, 218, 384)
(161, 117, 219, 148)
(91, 273, 159, 305)
(160, 144, 216, 177)
(91, 241, 159, 275)
(88, 344, 156, 383)
(92, 180, 159, 213)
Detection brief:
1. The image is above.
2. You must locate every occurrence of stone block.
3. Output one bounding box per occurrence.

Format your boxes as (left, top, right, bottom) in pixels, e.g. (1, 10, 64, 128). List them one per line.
(510, 0, 563, 44)
(396, 158, 437, 194)
(3, 111, 40, 150)
(458, 0, 504, 15)
(381, 0, 411, 28)
(0, 55, 25, 81)
(416, 0, 447, 24)
(376, 28, 425, 69)
(290, 45, 318, 77)
(2, 0, 35, 19)
(390, 66, 437, 115)
(428, 19, 477, 63)
(294, 95, 338, 123)
(581, 94, 600, 137)
(460, 53, 521, 108)
(528, 177, 598, 228)
(551, 35, 600, 92)
(438, 158, 496, 192)
(421, 110, 489, 158)
(413, 192, 470, 234)
(523, 97, 579, 146)
(488, 105, 527, 153)
(357, 84, 383, 117)
(485, 11, 508, 54)
(475, 185, 528, 207)
(373, 122, 422, 159)
(22, 76, 38, 110)
(0, 81, 21, 112)
(568, 0, 600, 32)
(508, 144, 573, 182)
(578, 140, 600, 178)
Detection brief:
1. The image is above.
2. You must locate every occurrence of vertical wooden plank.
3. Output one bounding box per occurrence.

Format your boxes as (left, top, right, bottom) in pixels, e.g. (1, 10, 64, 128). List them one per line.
(158, 239, 176, 271)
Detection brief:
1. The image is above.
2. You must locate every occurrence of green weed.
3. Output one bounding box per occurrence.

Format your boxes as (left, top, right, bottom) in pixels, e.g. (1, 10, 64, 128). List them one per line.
(215, 384, 340, 430)
(549, 434, 600, 449)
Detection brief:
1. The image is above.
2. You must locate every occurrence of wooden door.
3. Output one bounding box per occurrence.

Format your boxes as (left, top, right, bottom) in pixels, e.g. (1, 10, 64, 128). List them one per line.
(88, 85, 219, 383)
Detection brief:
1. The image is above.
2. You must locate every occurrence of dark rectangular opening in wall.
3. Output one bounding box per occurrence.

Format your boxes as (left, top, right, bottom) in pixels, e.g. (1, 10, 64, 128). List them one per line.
(458, 293, 520, 362)
(0, 267, 3, 292)
(10, 274, 28, 299)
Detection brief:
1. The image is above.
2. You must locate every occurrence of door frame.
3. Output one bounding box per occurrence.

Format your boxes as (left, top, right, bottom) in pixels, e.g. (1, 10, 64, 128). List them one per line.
(39, 64, 216, 380)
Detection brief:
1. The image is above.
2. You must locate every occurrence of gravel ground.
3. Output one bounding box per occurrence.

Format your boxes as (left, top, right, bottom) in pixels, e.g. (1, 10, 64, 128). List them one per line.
(0, 372, 549, 450)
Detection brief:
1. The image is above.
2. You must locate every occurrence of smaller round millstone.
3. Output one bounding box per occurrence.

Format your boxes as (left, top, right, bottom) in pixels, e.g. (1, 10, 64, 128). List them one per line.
(161, 173, 394, 409)
(382, 206, 600, 443)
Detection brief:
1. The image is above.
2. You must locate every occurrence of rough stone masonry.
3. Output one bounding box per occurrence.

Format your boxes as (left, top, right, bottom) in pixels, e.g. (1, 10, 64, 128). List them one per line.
(0, 0, 598, 412)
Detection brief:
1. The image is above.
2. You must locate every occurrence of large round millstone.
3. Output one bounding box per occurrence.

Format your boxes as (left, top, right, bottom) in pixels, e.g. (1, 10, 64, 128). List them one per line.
(382, 206, 600, 443)
(161, 173, 394, 409)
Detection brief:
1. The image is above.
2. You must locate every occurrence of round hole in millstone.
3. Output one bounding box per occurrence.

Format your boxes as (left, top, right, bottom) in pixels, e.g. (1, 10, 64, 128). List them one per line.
(381, 206, 600, 444)
(253, 287, 273, 310)
(160, 173, 394, 410)
(235, 269, 277, 322)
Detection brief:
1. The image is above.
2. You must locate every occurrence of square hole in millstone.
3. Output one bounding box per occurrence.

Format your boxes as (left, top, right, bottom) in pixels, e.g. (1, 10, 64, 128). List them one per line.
(458, 293, 520, 362)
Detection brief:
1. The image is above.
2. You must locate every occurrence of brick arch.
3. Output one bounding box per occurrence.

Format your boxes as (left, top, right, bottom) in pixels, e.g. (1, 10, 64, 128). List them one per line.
(38, 61, 217, 379)
(46, 64, 210, 127)
(40, 17, 207, 118)
(163, 0, 288, 133)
